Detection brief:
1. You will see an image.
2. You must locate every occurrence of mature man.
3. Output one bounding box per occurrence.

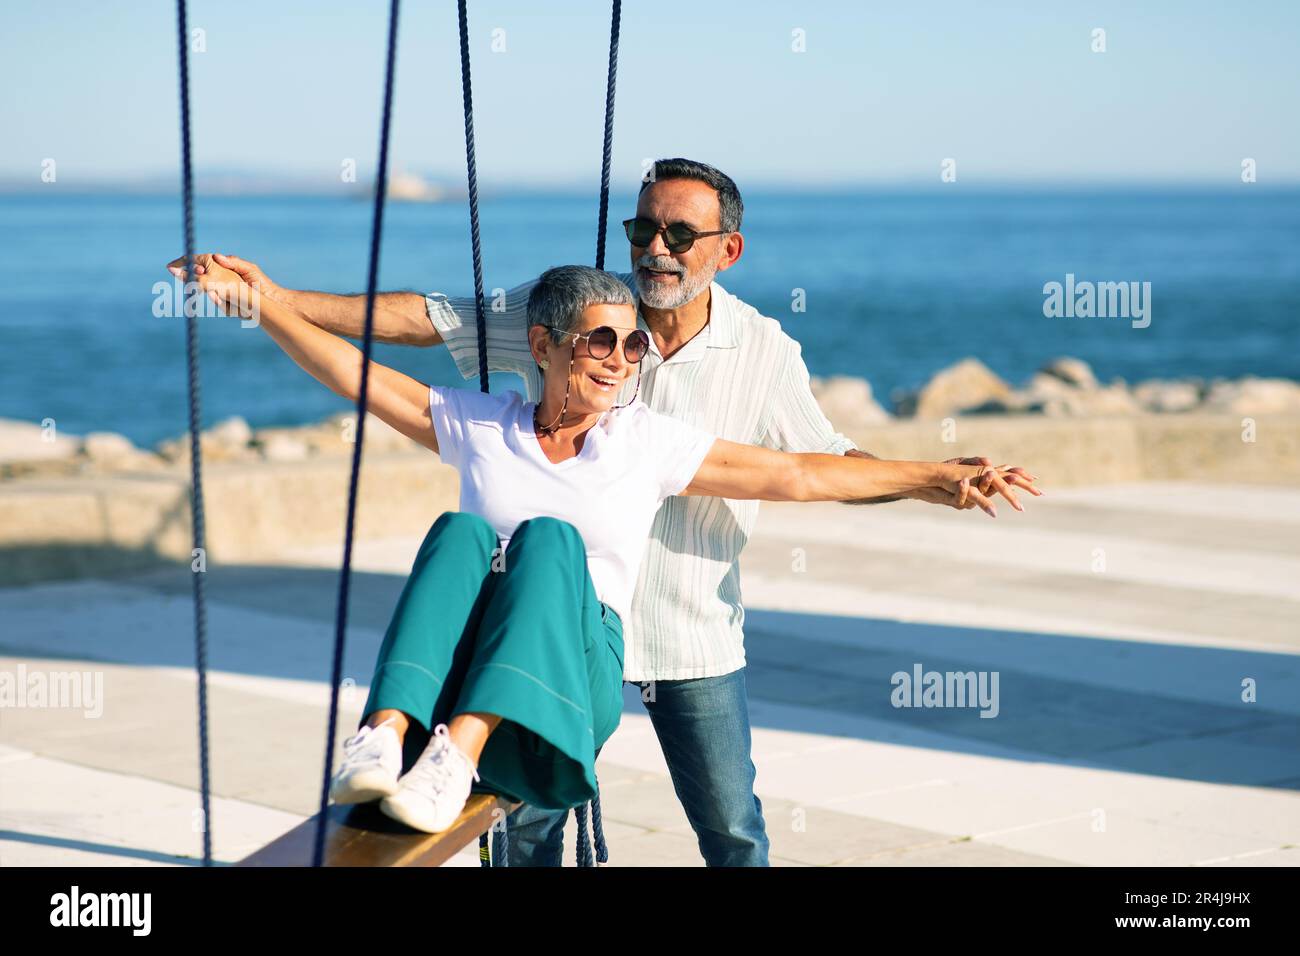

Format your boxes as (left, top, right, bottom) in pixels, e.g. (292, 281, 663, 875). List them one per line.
(200, 158, 1028, 866)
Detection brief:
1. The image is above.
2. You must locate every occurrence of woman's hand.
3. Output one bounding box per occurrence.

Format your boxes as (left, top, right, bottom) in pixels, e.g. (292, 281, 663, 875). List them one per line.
(167, 254, 258, 319)
(166, 251, 213, 279)
(912, 460, 1043, 513)
(937, 462, 1038, 516)
(168, 253, 439, 454)
(211, 253, 284, 302)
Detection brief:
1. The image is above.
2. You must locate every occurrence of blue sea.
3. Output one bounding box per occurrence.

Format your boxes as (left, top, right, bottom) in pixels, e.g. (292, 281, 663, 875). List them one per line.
(2, 189, 1297, 446)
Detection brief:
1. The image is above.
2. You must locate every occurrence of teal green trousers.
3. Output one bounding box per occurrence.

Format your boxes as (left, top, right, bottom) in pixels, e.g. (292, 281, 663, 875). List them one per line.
(360, 511, 624, 811)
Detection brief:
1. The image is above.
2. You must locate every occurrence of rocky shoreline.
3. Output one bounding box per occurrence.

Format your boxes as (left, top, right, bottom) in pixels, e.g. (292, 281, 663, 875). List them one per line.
(3, 356, 1299, 482)
(811, 356, 1300, 428)
(0, 410, 419, 482)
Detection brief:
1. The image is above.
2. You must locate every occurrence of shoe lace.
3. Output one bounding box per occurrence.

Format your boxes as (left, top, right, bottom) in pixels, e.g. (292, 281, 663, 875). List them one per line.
(406, 724, 480, 793)
(342, 716, 397, 760)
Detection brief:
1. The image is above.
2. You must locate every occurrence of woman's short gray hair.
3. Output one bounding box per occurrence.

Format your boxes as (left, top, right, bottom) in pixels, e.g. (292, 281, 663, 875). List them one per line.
(527, 266, 635, 345)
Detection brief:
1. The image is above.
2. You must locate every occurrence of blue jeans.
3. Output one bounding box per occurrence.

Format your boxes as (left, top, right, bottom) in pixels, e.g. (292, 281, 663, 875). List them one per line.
(492, 668, 770, 866)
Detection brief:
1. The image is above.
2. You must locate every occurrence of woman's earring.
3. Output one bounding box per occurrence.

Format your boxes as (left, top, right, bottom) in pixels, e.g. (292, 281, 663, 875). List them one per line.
(538, 358, 550, 370)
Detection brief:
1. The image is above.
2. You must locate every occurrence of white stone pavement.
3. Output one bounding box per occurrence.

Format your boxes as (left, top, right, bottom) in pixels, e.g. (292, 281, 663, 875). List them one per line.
(1, 481, 1297, 866)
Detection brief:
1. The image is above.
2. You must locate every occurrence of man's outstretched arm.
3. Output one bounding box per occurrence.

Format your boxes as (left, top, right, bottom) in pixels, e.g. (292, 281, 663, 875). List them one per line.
(190, 256, 544, 393)
(276, 287, 436, 345)
(840, 448, 907, 504)
(168, 253, 438, 345)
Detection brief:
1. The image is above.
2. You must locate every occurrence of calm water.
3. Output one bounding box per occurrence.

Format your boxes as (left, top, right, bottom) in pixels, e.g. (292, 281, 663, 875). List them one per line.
(2, 189, 1297, 446)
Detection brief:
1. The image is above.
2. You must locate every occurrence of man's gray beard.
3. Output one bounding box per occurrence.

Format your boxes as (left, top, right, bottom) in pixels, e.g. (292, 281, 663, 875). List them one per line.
(634, 260, 719, 310)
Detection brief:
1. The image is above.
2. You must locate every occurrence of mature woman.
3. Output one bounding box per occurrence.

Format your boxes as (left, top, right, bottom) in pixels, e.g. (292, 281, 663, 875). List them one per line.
(169, 258, 1035, 834)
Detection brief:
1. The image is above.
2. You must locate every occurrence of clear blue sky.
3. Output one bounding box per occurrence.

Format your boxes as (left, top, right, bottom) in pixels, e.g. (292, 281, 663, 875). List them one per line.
(3, 0, 1297, 187)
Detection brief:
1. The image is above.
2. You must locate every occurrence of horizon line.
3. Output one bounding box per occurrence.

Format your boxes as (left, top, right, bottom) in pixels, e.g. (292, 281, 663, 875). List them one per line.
(3, 176, 1297, 196)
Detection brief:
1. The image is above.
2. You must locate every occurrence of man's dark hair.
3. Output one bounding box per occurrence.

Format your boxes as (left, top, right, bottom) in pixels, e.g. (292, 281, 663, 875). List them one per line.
(639, 158, 743, 233)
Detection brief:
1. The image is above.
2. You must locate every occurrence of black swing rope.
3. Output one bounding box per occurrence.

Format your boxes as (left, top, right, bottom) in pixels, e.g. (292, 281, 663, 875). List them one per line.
(453, 0, 496, 868)
(452, 0, 505, 869)
(312, 0, 402, 867)
(457, 0, 491, 399)
(575, 0, 622, 868)
(594, 0, 622, 272)
(174, 0, 213, 869)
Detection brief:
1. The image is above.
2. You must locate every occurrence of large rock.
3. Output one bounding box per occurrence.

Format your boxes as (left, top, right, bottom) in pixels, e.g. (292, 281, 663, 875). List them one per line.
(898, 358, 1012, 419)
(208, 416, 253, 450)
(1021, 374, 1139, 417)
(244, 414, 421, 461)
(45, 431, 166, 476)
(257, 433, 311, 462)
(80, 432, 137, 462)
(1066, 382, 1141, 417)
(156, 416, 255, 465)
(156, 429, 260, 465)
(809, 375, 891, 427)
(1133, 379, 1203, 414)
(1039, 356, 1099, 391)
(1201, 377, 1300, 415)
(0, 418, 80, 464)
(973, 367, 1137, 418)
(252, 421, 342, 457)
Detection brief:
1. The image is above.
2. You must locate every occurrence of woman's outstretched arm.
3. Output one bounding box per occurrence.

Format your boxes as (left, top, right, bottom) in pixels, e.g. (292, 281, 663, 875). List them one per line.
(680, 439, 1034, 516)
(182, 260, 439, 454)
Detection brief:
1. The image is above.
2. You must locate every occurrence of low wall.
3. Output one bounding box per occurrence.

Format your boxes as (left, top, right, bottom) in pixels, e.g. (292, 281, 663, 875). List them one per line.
(0, 453, 459, 587)
(1, 413, 1296, 587)
(845, 413, 1299, 485)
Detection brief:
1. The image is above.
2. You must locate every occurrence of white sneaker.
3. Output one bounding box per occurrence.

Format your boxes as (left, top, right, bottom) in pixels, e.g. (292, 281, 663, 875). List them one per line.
(379, 724, 480, 833)
(329, 716, 403, 805)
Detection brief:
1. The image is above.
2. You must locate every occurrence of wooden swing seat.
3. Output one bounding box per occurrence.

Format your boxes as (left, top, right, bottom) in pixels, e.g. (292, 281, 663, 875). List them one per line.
(239, 793, 520, 867)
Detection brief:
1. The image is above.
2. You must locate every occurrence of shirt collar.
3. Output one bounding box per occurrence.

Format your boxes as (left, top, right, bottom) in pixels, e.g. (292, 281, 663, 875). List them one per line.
(703, 282, 739, 349)
(638, 281, 739, 366)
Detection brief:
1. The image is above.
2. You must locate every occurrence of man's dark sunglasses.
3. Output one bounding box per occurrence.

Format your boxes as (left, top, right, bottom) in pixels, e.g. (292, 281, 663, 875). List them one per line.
(545, 324, 651, 363)
(622, 217, 728, 253)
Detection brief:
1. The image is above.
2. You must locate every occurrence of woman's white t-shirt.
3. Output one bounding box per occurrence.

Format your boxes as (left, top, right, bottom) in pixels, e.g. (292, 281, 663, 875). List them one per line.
(426, 385, 718, 635)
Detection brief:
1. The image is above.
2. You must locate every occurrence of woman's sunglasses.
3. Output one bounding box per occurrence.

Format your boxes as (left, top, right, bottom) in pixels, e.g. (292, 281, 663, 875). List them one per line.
(545, 324, 651, 363)
(622, 217, 728, 253)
